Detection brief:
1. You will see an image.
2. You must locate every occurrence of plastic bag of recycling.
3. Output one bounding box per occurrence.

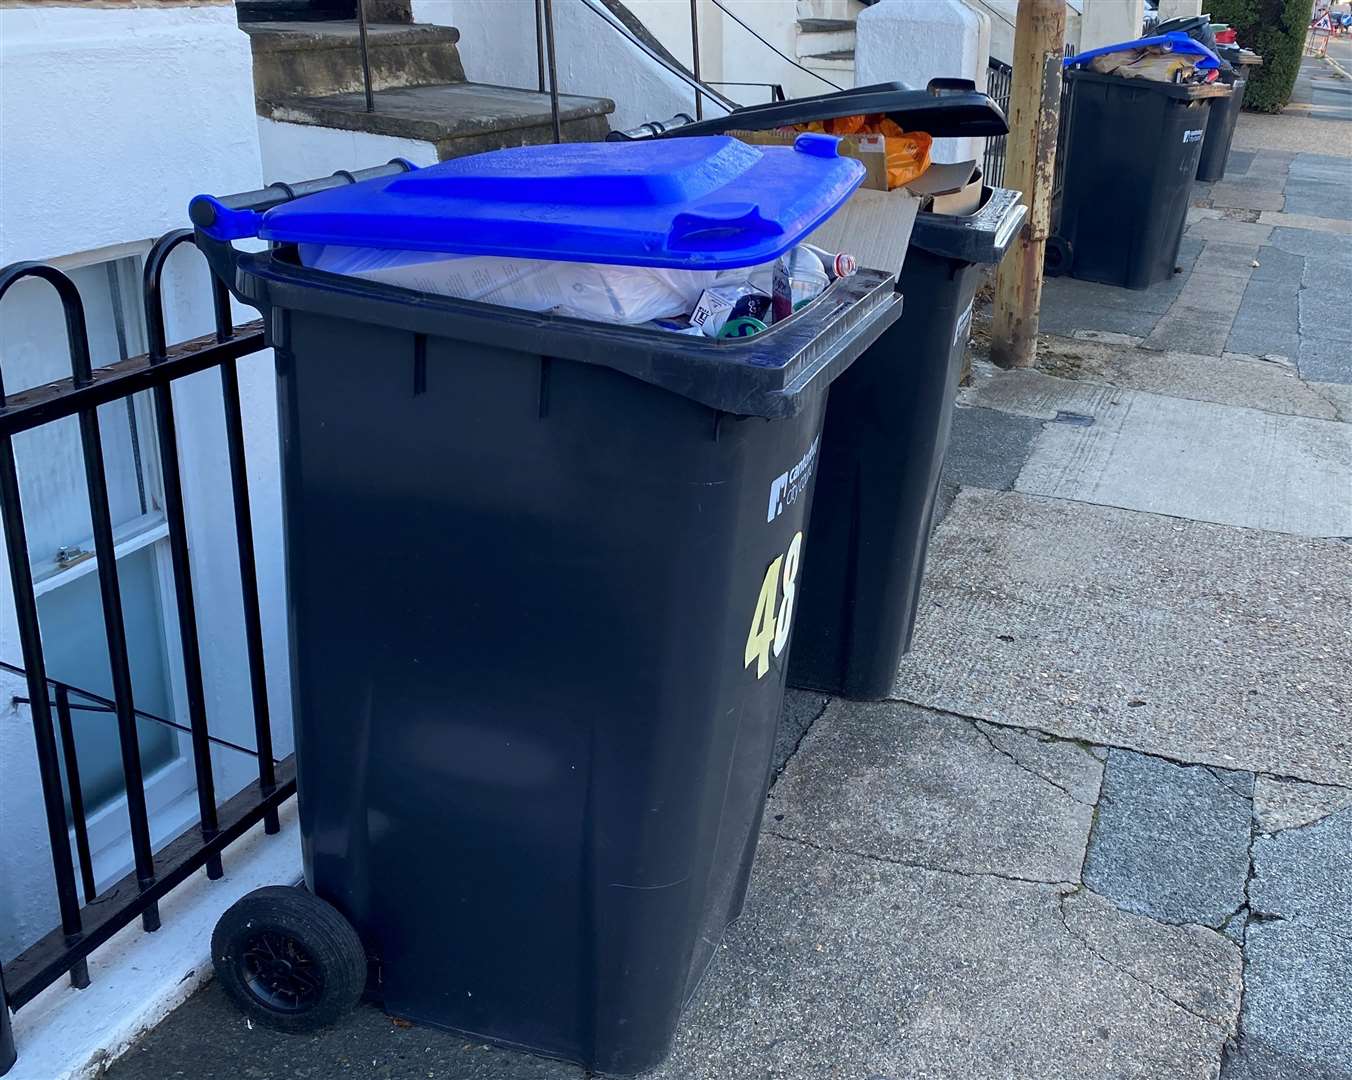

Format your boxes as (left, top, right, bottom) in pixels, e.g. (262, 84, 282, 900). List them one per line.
(1089, 46, 1210, 83)
(299, 243, 720, 325)
(796, 114, 932, 189)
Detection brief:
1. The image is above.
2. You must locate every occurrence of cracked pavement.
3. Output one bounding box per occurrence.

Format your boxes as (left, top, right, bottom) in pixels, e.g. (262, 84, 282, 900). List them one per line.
(106, 69, 1351, 1080)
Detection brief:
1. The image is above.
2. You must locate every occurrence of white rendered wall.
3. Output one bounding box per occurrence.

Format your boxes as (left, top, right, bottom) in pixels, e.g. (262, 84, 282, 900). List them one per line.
(411, 0, 728, 131)
(1156, 0, 1203, 21)
(0, 2, 294, 966)
(855, 0, 991, 163)
(257, 118, 440, 181)
(972, 0, 1083, 62)
(1080, 0, 1146, 50)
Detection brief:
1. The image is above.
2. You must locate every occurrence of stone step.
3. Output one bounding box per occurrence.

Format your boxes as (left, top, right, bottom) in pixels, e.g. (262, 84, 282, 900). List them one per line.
(799, 49, 856, 69)
(796, 16, 854, 34)
(264, 82, 616, 160)
(795, 15, 855, 64)
(243, 20, 465, 104)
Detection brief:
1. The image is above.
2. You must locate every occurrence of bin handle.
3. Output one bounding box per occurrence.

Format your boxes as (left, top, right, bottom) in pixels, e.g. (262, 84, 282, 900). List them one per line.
(188, 159, 419, 308)
(665, 202, 783, 252)
(189, 159, 419, 242)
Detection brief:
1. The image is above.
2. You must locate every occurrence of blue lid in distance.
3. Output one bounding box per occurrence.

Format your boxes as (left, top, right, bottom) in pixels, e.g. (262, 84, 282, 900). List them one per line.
(237, 134, 865, 271)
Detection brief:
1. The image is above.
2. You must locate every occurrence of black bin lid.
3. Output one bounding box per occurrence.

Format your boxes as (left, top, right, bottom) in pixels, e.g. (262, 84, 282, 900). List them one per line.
(654, 80, 1009, 141)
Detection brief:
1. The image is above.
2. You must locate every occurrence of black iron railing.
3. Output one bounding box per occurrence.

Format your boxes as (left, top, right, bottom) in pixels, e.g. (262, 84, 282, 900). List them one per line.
(0, 233, 296, 1076)
(983, 57, 1014, 187)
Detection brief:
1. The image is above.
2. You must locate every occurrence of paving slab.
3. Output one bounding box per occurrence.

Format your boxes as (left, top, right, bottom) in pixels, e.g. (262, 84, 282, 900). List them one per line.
(1083, 749, 1252, 933)
(1268, 224, 1352, 260)
(649, 838, 1237, 1080)
(1210, 183, 1285, 212)
(1011, 383, 1352, 536)
(1298, 335, 1352, 384)
(1225, 149, 1257, 175)
(1185, 217, 1275, 246)
(891, 489, 1352, 786)
(1313, 380, 1352, 419)
(1254, 776, 1352, 833)
(1230, 919, 1352, 1080)
(1248, 806, 1352, 930)
(1257, 209, 1352, 234)
(1060, 887, 1242, 1029)
(1142, 241, 1260, 357)
(992, 344, 1340, 421)
(1232, 110, 1352, 156)
(768, 699, 1100, 884)
(1283, 177, 1352, 222)
(934, 404, 1044, 527)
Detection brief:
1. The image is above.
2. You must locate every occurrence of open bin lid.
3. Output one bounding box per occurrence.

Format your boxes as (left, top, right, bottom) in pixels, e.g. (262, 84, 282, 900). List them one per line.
(642, 80, 1009, 141)
(191, 134, 864, 271)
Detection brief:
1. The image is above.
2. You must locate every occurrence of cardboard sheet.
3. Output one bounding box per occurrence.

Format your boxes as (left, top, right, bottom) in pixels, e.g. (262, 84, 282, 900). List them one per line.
(806, 187, 921, 276)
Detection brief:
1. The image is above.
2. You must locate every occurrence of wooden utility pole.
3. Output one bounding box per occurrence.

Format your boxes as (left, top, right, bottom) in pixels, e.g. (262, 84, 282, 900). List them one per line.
(990, 0, 1066, 369)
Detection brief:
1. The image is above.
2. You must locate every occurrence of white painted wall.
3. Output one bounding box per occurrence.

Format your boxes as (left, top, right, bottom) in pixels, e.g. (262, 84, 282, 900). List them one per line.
(855, 0, 991, 163)
(1157, 0, 1203, 20)
(257, 117, 440, 181)
(0, 3, 294, 966)
(1080, 0, 1146, 50)
(975, 0, 1084, 62)
(412, 0, 729, 131)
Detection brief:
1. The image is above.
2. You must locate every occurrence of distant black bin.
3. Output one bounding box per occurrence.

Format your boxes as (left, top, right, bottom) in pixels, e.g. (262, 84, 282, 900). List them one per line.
(191, 141, 900, 1075)
(789, 187, 1026, 697)
(623, 82, 1024, 698)
(1050, 69, 1229, 289)
(1197, 75, 1247, 181)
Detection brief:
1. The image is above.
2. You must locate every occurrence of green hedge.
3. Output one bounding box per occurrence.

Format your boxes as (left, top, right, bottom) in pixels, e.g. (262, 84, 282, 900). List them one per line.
(1205, 0, 1316, 112)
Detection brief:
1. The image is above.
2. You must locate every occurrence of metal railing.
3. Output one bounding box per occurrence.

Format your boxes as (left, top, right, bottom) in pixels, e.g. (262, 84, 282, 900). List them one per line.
(0, 234, 296, 1076)
(983, 57, 1014, 187)
(341, 0, 746, 140)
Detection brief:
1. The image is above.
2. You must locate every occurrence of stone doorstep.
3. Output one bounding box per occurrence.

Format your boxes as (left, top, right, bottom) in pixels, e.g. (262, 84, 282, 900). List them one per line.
(265, 83, 616, 153)
(245, 20, 468, 104)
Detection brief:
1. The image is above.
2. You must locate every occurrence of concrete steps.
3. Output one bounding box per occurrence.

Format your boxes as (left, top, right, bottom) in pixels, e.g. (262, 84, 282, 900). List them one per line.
(243, 19, 615, 162)
(244, 21, 466, 103)
(268, 82, 615, 159)
(795, 14, 855, 72)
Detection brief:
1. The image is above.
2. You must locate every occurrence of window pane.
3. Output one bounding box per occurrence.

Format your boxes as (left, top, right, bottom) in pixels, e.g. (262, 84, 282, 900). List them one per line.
(39, 545, 179, 812)
(0, 258, 161, 570)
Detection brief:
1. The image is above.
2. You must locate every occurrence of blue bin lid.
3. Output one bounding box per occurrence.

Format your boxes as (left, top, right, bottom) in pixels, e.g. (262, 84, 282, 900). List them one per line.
(195, 134, 864, 271)
(1064, 31, 1222, 71)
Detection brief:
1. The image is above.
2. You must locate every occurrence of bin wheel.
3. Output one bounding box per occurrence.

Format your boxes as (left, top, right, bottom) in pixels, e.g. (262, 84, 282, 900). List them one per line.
(211, 885, 366, 1032)
(1044, 236, 1071, 278)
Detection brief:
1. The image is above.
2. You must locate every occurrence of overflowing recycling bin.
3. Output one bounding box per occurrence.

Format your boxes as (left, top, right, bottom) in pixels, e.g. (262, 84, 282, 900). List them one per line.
(1049, 33, 1231, 289)
(1153, 14, 1263, 182)
(191, 135, 901, 1074)
(627, 82, 1025, 696)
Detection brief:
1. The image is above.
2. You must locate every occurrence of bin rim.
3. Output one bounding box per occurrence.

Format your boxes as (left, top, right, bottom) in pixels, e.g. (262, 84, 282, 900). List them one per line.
(1063, 67, 1232, 99)
(909, 185, 1027, 266)
(218, 243, 903, 420)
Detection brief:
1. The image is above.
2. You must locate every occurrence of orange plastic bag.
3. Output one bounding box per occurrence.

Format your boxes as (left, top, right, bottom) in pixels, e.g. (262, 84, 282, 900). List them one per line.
(797, 114, 933, 189)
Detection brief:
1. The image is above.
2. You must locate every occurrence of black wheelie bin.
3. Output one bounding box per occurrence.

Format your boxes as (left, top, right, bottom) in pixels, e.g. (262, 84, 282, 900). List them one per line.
(790, 188, 1025, 696)
(621, 84, 1025, 697)
(1153, 14, 1251, 182)
(189, 135, 901, 1074)
(1048, 66, 1229, 288)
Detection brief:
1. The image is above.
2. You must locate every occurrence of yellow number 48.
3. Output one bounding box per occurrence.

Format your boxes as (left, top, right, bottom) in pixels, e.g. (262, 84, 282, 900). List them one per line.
(744, 532, 803, 679)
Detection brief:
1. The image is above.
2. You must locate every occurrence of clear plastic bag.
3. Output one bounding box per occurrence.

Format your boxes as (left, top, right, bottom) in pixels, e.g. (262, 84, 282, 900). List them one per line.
(300, 244, 722, 326)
